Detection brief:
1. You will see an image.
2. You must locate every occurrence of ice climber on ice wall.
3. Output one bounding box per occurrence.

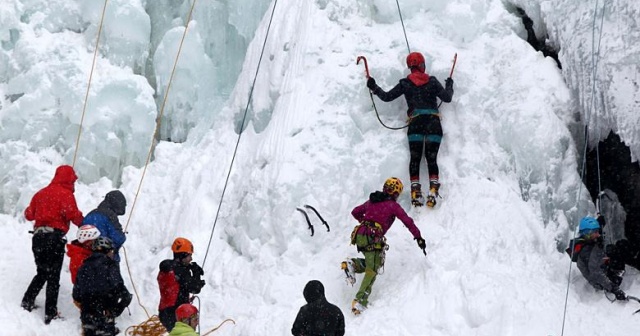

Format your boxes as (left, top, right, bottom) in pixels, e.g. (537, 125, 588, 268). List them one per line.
(366, 52, 454, 208)
(342, 177, 426, 315)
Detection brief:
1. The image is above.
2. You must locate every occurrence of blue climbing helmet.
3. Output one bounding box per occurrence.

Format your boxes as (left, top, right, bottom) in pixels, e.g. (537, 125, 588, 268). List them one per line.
(578, 217, 600, 235)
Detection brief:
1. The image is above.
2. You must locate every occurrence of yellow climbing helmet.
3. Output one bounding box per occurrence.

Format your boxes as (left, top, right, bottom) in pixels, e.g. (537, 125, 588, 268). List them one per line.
(383, 177, 404, 196)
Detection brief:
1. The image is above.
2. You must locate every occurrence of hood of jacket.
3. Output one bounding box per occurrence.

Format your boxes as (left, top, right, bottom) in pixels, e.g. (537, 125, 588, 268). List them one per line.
(407, 68, 430, 86)
(303, 280, 325, 303)
(99, 190, 126, 216)
(369, 191, 394, 203)
(50, 165, 78, 192)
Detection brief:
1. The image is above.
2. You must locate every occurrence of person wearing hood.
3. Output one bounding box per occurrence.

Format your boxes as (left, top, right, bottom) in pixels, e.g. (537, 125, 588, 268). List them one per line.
(342, 177, 425, 314)
(82, 190, 127, 262)
(21, 165, 84, 324)
(366, 52, 454, 208)
(292, 280, 345, 336)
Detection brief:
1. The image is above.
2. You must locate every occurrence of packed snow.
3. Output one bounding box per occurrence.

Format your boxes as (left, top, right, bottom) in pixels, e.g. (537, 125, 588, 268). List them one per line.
(1, 0, 639, 335)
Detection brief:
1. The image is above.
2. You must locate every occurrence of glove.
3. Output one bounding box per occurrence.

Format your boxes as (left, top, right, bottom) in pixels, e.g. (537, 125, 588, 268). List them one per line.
(611, 287, 627, 301)
(366, 77, 377, 90)
(113, 292, 132, 317)
(415, 237, 426, 250)
(445, 77, 453, 89)
(190, 262, 204, 277)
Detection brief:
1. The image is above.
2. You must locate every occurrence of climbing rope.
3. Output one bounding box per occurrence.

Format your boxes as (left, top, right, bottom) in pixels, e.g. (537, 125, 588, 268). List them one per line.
(72, 0, 109, 167)
(124, 0, 198, 233)
(120, 0, 200, 330)
(394, 0, 411, 54)
(559, 1, 607, 335)
(201, 0, 280, 267)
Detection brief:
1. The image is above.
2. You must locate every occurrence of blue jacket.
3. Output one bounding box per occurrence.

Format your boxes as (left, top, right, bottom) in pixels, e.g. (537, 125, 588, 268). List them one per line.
(83, 190, 127, 261)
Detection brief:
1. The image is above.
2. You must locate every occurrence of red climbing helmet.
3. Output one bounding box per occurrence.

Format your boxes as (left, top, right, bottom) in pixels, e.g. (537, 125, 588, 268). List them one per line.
(175, 303, 199, 321)
(406, 52, 425, 70)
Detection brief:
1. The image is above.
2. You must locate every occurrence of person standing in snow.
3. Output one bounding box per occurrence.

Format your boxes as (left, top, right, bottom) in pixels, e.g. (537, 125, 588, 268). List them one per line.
(82, 190, 127, 262)
(568, 216, 627, 301)
(342, 177, 426, 314)
(21, 165, 84, 324)
(169, 303, 200, 336)
(291, 280, 345, 336)
(158, 237, 206, 331)
(366, 52, 454, 207)
(73, 237, 132, 336)
(66, 224, 101, 284)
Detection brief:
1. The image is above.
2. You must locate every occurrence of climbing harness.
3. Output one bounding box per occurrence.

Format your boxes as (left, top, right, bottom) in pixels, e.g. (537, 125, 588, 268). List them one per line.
(296, 204, 330, 236)
(560, 1, 607, 335)
(72, 0, 109, 167)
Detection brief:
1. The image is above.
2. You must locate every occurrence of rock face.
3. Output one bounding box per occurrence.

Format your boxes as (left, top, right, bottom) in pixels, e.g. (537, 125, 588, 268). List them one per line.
(586, 132, 640, 243)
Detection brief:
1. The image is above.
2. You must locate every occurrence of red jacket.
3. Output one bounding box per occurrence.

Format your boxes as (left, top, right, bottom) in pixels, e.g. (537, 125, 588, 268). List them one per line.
(66, 240, 93, 284)
(24, 165, 83, 233)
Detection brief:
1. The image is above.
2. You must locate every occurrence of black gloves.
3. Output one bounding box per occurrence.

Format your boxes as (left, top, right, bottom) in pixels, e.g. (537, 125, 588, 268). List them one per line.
(611, 287, 627, 301)
(190, 262, 204, 277)
(415, 237, 426, 250)
(366, 77, 377, 90)
(445, 77, 453, 89)
(113, 291, 132, 317)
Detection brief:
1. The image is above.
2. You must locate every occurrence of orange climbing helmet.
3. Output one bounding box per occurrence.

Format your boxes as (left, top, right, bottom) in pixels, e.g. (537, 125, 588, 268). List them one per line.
(383, 177, 404, 197)
(172, 237, 194, 254)
(406, 52, 425, 70)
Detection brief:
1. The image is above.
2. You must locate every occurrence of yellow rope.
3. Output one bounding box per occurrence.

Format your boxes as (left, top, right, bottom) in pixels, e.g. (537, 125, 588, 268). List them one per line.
(124, 315, 167, 336)
(123, 246, 151, 318)
(122, 0, 199, 322)
(124, 0, 198, 233)
(202, 318, 236, 335)
(72, 0, 109, 168)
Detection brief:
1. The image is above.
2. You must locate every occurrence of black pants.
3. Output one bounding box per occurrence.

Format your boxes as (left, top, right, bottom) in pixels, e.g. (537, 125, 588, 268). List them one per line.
(22, 231, 66, 317)
(81, 311, 117, 336)
(159, 306, 178, 332)
(407, 115, 442, 182)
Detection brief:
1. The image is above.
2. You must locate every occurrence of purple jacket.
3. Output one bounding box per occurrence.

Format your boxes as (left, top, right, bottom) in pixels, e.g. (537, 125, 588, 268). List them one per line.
(351, 191, 421, 239)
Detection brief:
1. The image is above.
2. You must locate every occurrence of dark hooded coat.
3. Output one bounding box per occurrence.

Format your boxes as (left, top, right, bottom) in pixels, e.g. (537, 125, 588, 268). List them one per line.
(82, 190, 127, 261)
(292, 280, 345, 336)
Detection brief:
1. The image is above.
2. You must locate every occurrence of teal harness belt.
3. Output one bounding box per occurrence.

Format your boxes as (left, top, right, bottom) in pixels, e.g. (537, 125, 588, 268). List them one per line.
(411, 108, 439, 117)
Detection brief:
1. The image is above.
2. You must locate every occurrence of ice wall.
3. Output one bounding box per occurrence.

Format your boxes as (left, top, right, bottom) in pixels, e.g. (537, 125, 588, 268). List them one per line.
(0, 0, 271, 213)
(511, 0, 640, 161)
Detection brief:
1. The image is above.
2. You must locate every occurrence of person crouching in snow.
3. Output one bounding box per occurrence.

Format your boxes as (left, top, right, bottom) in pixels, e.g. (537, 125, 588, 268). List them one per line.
(66, 224, 101, 284)
(73, 237, 132, 336)
(569, 216, 628, 301)
(158, 237, 206, 331)
(170, 303, 200, 336)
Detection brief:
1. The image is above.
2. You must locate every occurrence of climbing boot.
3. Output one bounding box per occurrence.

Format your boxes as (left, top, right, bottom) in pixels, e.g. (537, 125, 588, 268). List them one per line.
(426, 182, 440, 208)
(351, 300, 366, 315)
(341, 259, 356, 286)
(411, 183, 424, 207)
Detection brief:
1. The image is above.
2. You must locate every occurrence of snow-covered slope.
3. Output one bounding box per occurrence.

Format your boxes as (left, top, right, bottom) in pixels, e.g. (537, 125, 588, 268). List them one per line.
(1, 0, 639, 335)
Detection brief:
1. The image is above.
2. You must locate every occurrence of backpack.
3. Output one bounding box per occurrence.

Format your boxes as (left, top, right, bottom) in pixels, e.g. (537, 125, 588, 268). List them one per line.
(565, 239, 583, 262)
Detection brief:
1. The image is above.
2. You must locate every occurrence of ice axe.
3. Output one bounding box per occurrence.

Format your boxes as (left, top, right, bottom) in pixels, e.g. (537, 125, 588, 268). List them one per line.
(448, 53, 458, 78)
(356, 56, 370, 79)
